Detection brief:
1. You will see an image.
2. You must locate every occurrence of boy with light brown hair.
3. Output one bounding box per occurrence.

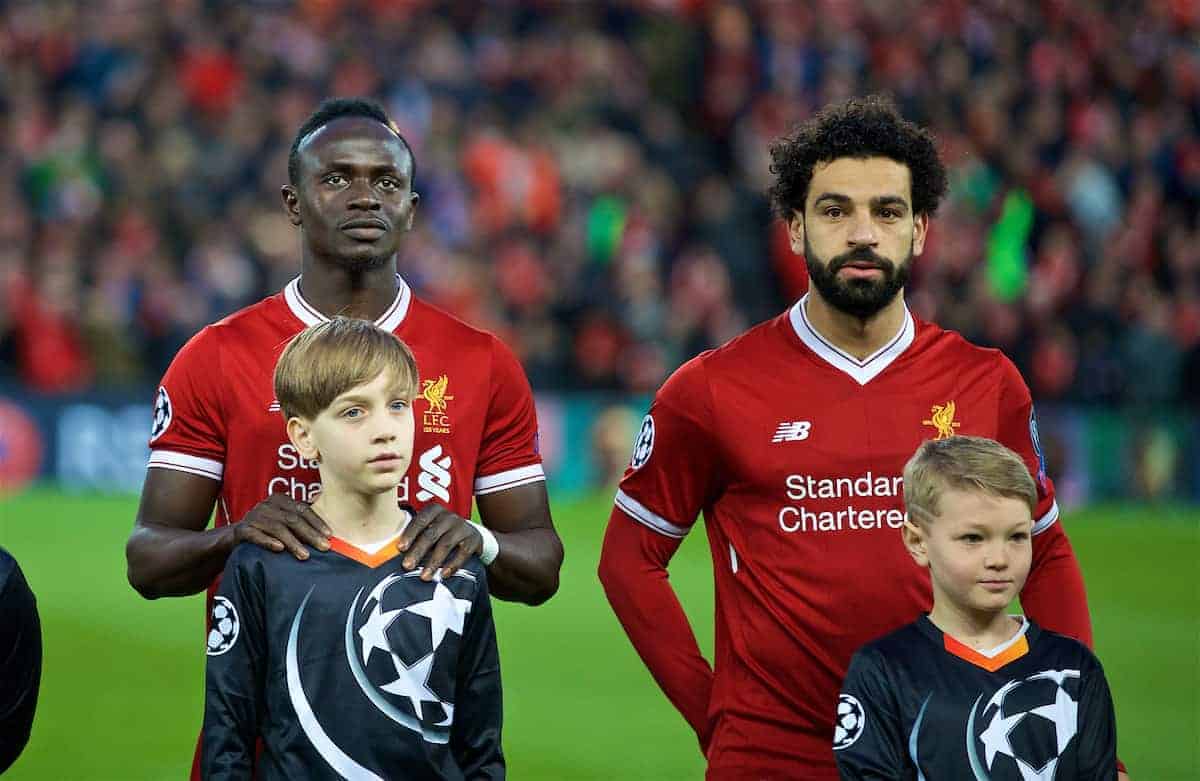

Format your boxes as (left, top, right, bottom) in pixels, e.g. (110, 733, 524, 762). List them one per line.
(203, 317, 504, 780)
(835, 436, 1117, 780)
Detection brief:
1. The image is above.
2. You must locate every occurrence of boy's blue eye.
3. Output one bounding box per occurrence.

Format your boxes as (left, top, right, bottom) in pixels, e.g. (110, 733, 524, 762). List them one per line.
(343, 408, 362, 419)
(390, 399, 409, 410)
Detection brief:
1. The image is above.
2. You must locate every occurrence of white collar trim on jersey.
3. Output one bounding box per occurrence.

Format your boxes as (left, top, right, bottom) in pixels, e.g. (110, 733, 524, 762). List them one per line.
(284, 274, 412, 332)
(788, 293, 915, 385)
(975, 616, 1031, 658)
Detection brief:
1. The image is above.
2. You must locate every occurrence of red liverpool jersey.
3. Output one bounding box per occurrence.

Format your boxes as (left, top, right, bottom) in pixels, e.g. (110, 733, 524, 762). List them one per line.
(148, 274, 544, 552)
(609, 295, 1091, 779)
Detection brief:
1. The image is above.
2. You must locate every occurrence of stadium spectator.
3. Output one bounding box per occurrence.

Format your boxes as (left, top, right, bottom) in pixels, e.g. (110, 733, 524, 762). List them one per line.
(0, 1, 1193, 404)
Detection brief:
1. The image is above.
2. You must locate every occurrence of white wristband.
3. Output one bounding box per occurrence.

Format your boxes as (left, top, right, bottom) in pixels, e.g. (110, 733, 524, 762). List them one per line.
(471, 522, 500, 566)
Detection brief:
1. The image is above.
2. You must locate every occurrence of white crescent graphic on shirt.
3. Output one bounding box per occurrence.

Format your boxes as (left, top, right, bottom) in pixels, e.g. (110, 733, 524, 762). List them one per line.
(344, 576, 451, 744)
(286, 588, 384, 780)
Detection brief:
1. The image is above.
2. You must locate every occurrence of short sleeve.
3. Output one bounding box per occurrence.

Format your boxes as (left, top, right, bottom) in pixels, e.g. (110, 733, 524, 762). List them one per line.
(995, 357, 1057, 534)
(613, 357, 721, 539)
(146, 326, 227, 482)
(473, 337, 545, 496)
(834, 648, 909, 780)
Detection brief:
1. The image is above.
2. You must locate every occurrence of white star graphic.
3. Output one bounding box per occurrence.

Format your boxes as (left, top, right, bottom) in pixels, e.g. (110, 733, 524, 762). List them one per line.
(381, 651, 442, 718)
(979, 688, 1025, 769)
(403, 578, 472, 650)
(358, 575, 405, 665)
(1030, 684, 1079, 755)
(1014, 755, 1059, 781)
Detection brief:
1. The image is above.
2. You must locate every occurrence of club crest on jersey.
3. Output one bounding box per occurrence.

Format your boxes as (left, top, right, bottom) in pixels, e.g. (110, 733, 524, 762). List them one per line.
(922, 401, 961, 440)
(630, 414, 654, 470)
(421, 375, 454, 434)
(150, 387, 173, 442)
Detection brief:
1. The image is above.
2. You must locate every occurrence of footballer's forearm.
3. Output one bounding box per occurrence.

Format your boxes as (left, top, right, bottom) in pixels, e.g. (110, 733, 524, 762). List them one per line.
(1020, 521, 1093, 647)
(126, 522, 237, 599)
(485, 526, 564, 605)
(599, 512, 715, 745)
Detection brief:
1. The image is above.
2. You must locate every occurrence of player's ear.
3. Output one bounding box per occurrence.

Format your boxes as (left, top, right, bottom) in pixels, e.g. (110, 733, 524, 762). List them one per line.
(911, 211, 929, 257)
(287, 416, 320, 462)
(902, 515, 928, 567)
(401, 191, 419, 231)
(787, 211, 805, 255)
(282, 184, 302, 226)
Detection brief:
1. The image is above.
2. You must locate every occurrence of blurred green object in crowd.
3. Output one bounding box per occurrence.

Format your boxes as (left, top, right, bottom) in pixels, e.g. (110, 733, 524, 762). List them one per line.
(586, 196, 627, 266)
(986, 188, 1034, 302)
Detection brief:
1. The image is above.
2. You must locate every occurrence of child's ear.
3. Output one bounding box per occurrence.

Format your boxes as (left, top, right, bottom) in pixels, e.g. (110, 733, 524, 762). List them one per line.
(286, 416, 320, 463)
(902, 515, 928, 568)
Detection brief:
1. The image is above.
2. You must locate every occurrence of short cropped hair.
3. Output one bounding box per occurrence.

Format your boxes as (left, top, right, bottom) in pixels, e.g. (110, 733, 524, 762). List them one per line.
(768, 94, 948, 220)
(903, 436, 1037, 524)
(274, 317, 419, 421)
(287, 97, 415, 186)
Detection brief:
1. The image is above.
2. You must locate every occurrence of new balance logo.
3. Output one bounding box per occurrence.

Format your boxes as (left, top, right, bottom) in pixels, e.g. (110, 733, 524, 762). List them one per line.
(772, 421, 812, 443)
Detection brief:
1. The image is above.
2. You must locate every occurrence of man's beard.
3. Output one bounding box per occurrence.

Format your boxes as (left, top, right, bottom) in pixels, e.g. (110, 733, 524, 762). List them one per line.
(804, 236, 912, 319)
(337, 252, 394, 275)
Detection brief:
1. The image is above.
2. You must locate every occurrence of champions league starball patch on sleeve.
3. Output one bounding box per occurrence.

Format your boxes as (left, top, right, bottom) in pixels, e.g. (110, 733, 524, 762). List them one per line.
(630, 414, 655, 470)
(833, 693, 866, 750)
(1029, 408, 1048, 489)
(207, 596, 240, 656)
(150, 386, 173, 442)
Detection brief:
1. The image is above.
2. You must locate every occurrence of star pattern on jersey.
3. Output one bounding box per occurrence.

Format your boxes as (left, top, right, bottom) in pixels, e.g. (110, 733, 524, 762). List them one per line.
(402, 576, 473, 649)
(358, 574, 405, 665)
(380, 650, 442, 718)
(979, 679, 1023, 768)
(1029, 681, 1079, 755)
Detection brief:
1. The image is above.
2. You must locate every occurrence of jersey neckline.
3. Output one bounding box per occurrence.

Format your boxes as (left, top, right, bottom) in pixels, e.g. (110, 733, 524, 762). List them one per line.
(920, 614, 1033, 672)
(786, 293, 916, 385)
(327, 534, 405, 568)
(283, 274, 412, 332)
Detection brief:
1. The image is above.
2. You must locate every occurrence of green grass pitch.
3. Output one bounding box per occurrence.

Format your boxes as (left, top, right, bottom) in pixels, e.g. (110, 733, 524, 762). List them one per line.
(0, 490, 1195, 779)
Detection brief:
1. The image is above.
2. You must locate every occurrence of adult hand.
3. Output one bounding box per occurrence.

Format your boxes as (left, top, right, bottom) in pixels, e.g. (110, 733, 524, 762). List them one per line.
(232, 493, 331, 560)
(397, 504, 482, 580)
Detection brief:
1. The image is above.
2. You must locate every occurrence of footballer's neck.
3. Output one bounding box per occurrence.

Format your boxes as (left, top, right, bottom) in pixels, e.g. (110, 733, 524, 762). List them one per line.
(298, 255, 400, 322)
(804, 289, 908, 362)
(928, 599, 1023, 651)
(312, 482, 410, 548)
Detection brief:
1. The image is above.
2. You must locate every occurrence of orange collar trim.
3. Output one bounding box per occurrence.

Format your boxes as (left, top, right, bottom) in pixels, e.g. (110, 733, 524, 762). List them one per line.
(327, 535, 403, 568)
(943, 633, 1030, 672)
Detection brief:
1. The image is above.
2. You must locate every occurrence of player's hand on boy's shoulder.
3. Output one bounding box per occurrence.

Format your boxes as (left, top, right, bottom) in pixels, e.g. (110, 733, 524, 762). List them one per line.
(398, 504, 482, 581)
(233, 493, 332, 560)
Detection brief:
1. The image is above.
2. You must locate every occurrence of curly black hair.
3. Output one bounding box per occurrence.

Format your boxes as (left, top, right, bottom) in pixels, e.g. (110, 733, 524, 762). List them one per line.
(768, 95, 947, 220)
(288, 97, 415, 187)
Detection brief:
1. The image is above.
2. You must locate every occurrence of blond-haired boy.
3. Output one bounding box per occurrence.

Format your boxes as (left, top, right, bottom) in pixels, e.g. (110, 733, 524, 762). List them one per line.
(202, 317, 503, 780)
(835, 436, 1116, 780)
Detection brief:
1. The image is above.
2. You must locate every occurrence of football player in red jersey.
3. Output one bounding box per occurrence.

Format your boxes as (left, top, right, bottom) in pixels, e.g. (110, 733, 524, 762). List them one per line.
(599, 95, 1126, 780)
(124, 98, 562, 777)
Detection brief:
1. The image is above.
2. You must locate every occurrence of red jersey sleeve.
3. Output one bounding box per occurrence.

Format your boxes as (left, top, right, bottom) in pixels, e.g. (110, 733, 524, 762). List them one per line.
(995, 357, 1057, 533)
(146, 326, 226, 482)
(614, 356, 721, 539)
(997, 357, 1095, 647)
(472, 337, 544, 496)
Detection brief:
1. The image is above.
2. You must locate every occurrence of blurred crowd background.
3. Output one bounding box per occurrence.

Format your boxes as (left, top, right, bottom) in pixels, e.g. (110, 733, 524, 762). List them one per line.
(1, 0, 1198, 405)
